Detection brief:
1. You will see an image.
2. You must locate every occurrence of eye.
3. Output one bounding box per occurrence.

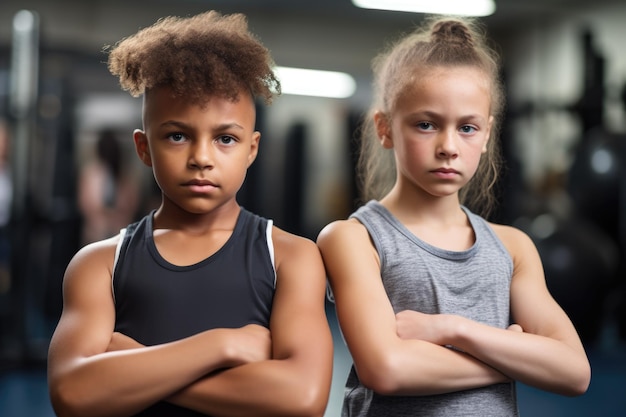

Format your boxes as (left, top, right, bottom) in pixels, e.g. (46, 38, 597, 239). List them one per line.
(167, 132, 187, 143)
(459, 125, 477, 134)
(417, 121, 434, 131)
(217, 135, 237, 145)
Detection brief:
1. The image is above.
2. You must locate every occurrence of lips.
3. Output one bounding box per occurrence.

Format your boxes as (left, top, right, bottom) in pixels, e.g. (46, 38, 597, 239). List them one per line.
(431, 168, 460, 179)
(184, 178, 217, 187)
(432, 168, 459, 174)
(183, 178, 218, 193)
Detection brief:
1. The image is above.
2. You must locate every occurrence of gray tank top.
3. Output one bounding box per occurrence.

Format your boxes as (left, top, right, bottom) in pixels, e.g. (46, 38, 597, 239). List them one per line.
(341, 200, 518, 416)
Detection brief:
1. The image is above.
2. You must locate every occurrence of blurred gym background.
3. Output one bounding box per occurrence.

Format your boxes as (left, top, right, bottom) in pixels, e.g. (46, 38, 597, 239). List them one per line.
(0, 0, 625, 415)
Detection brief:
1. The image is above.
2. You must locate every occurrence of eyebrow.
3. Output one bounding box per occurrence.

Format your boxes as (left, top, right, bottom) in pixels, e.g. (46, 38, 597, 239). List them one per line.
(411, 111, 486, 122)
(159, 120, 245, 131)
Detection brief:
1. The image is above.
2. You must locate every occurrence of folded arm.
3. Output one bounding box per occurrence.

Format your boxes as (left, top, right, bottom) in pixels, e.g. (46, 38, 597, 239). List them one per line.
(394, 225, 591, 396)
(148, 229, 333, 417)
(47, 239, 271, 417)
(317, 219, 509, 397)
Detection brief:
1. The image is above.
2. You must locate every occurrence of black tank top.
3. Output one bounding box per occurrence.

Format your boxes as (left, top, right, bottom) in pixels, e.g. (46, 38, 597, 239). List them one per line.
(112, 208, 276, 416)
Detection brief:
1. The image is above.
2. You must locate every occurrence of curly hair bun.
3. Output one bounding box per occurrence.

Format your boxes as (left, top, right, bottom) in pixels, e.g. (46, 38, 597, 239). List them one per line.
(106, 10, 280, 104)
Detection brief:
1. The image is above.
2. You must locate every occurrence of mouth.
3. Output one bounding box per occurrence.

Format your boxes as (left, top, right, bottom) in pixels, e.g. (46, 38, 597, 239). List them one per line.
(184, 179, 217, 186)
(432, 167, 459, 174)
(183, 178, 218, 192)
(431, 168, 460, 178)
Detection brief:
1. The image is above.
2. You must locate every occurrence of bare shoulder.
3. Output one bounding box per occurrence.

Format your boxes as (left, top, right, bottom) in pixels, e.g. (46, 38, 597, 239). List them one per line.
(64, 234, 122, 288)
(316, 218, 382, 283)
(271, 225, 317, 255)
(269, 226, 324, 276)
(488, 222, 539, 261)
(72, 235, 120, 265)
(317, 218, 368, 248)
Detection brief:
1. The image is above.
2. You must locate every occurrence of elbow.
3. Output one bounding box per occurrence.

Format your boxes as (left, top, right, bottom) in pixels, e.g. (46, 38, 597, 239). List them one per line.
(564, 363, 592, 397)
(49, 379, 97, 417)
(287, 382, 331, 417)
(360, 374, 399, 396)
(49, 385, 83, 417)
(355, 356, 404, 396)
(548, 361, 591, 397)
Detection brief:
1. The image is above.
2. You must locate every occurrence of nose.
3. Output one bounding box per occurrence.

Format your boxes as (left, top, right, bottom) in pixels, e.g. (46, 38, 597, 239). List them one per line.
(188, 140, 214, 169)
(437, 129, 459, 159)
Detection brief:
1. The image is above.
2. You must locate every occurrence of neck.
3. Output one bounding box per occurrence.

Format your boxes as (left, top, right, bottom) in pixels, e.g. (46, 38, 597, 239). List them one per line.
(153, 198, 241, 234)
(380, 183, 463, 225)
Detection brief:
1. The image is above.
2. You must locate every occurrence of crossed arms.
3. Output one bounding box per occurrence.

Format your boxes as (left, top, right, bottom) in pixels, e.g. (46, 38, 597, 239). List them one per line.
(317, 219, 590, 397)
(47, 229, 333, 417)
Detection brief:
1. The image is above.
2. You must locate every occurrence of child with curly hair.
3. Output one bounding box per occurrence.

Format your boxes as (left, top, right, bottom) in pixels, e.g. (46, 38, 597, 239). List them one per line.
(317, 16, 590, 416)
(48, 11, 333, 417)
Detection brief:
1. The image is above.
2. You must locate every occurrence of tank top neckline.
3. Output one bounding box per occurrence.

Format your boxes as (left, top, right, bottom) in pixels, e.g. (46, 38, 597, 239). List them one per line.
(363, 200, 480, 260)
(143, 208, 249, 271)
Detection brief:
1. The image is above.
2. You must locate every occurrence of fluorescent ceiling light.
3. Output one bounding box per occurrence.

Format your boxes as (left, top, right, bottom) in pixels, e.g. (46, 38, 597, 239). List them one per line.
(274, 66, 356, 99)
(352, 0, 496, 17)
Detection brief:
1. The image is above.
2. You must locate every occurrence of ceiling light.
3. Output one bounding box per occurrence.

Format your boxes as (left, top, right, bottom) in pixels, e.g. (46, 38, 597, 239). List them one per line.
(274, 66, 356, 99)
(352, 0, 496, 17)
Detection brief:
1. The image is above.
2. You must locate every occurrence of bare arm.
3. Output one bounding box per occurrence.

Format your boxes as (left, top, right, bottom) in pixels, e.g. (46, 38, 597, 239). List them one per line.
(47, 239, 270, 417)
(317, 219, 509, 396)
(152, 228, 334, 417)
(394, 225, 591, 396)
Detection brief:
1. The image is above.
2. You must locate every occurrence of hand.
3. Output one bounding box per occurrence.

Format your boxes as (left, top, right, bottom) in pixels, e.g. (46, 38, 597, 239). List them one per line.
(395, 310, 452, 345)
(107, 332, 143, 352)
(220, 324, 272, 367)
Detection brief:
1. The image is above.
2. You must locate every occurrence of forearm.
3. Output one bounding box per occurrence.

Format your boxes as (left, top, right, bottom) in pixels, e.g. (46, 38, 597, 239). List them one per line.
(168, 357, 329, 417)
(450, 317, 590, 396)
(50, 330, 236, 417)
(358, 338, 509, 396)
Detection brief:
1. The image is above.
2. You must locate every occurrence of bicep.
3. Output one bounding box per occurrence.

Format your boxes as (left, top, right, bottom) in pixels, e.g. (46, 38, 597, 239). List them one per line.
(506, 228, 584, 349)
(270, 232, 332, 364)
(48, 243, 116, 376)
(317, 222, 398, 371)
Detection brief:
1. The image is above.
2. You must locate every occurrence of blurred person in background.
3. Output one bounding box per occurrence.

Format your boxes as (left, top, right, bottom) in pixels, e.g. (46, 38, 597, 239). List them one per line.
(77, 128, 140, 245)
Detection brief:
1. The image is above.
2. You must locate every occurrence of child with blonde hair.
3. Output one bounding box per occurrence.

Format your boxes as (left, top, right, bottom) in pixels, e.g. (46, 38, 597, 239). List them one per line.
(318, 16, 590, 416)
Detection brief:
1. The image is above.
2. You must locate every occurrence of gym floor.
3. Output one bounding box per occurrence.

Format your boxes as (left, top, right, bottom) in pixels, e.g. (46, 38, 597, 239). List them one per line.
(1, 305, 625, 417)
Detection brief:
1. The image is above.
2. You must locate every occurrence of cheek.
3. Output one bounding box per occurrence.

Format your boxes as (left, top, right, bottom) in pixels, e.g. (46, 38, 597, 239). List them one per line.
(394, 142, 429, 174)
(399, 140, 428, 160)
(468, 148, 487, 172)
(150, 153, 179, 181)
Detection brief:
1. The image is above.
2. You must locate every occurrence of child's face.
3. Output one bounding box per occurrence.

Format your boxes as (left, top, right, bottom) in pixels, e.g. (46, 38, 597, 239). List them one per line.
(134, 86, 260, 214)
(378, 66, 493, 199)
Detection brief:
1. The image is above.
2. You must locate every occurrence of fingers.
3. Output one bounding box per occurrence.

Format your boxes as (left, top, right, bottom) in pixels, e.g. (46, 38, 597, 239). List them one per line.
(507, 323, 523, 332)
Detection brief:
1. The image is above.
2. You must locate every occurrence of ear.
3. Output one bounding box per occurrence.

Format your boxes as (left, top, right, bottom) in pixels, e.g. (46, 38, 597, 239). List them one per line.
(247, 131, 261, 168)
(374, 110, 393, 149)
(133, 129, 152, 167)
(482, 115, 494, 153)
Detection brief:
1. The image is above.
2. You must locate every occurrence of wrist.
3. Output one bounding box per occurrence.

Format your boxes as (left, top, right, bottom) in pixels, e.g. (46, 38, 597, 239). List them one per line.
(214, 329, 242, 368)
(445, 314, 471, 351)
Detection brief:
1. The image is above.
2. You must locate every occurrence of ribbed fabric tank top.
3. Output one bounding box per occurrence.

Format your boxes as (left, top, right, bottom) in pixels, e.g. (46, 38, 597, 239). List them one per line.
(341, 200, 518, 417)
(112, 207, 276, 417)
